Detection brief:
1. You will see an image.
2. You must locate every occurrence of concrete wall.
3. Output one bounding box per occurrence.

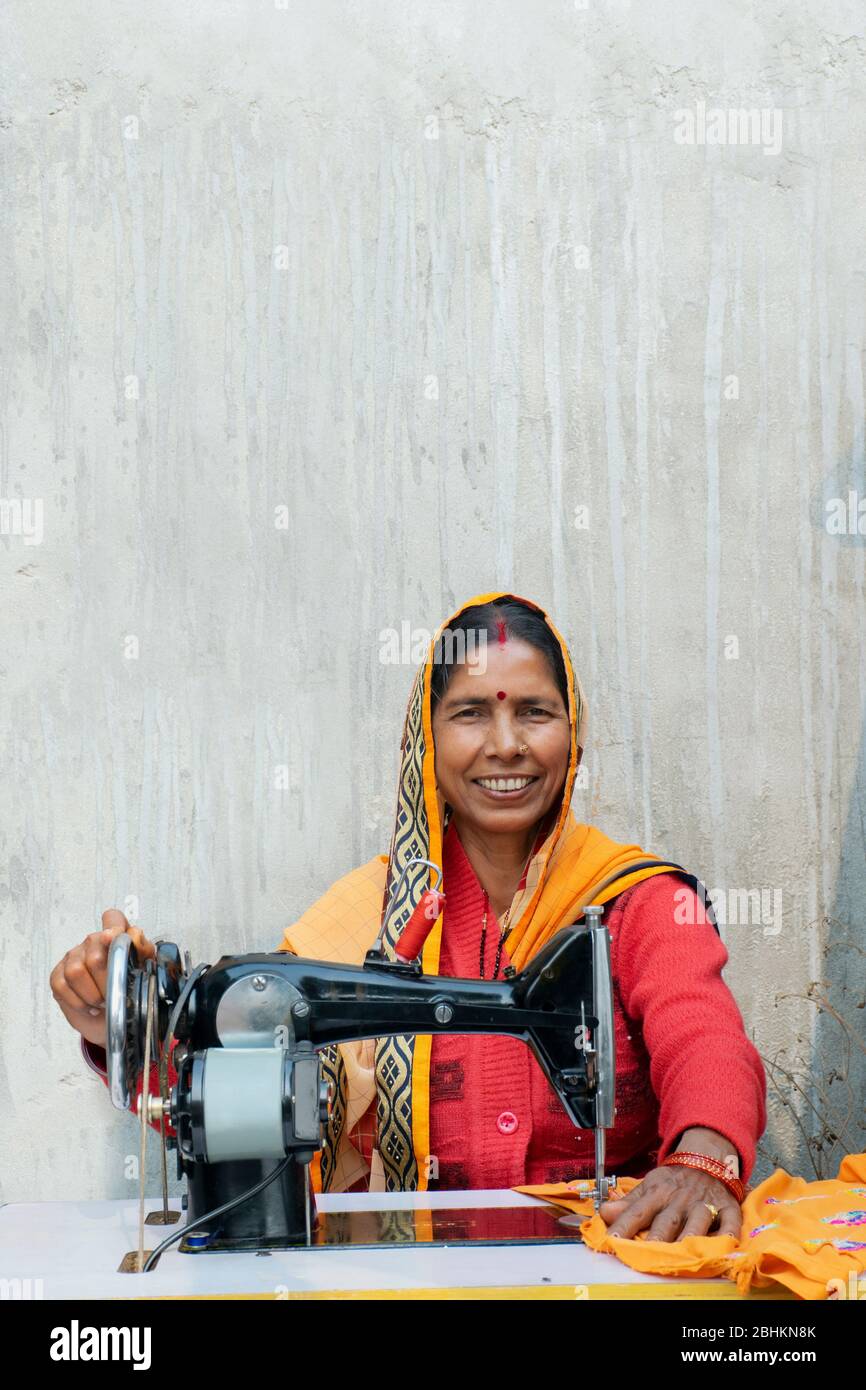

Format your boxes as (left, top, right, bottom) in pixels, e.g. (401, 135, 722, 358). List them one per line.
(1, 0, 864, 1202)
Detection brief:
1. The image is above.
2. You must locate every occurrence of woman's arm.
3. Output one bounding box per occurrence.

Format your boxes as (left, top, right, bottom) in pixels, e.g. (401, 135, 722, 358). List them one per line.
(611, 874, 767, 1182)
(595, 875, 766, 1240)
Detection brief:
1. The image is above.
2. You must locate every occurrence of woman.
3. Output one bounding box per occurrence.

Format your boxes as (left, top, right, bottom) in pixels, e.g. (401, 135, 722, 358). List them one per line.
(53, 590, 766, 1242)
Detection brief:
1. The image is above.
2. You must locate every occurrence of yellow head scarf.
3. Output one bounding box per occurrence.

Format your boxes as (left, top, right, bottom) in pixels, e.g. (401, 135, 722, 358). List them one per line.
(279, 591, 713, 1192)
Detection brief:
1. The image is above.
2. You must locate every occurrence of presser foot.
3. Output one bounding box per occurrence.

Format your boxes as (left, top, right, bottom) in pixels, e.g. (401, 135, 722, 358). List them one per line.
(553, 1175, 620, 1209)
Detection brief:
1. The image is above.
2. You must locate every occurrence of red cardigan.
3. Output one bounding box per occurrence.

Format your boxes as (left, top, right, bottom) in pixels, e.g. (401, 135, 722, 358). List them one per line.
(425, 824, 767, 1188)
(82, 829, 767, 1188)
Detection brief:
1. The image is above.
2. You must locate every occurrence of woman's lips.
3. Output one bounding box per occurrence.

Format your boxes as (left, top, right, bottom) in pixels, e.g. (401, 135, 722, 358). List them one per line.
(472, 775, 539, 800)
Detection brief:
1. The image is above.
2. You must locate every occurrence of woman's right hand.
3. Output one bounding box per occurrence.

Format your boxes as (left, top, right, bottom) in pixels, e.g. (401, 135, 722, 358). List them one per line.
(50, 909, 157, 1051)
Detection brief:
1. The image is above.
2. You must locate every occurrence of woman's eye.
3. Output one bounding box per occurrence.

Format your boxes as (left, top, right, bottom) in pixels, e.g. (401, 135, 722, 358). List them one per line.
(525, 707, 550, 717)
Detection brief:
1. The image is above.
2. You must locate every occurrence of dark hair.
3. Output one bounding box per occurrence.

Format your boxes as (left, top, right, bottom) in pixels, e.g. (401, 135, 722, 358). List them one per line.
(429, 596, 570, 711)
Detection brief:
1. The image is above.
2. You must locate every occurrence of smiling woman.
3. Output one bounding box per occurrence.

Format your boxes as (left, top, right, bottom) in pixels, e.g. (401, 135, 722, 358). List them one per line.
(65, 589, 768, 1243)
(271, 590, 768, 1242)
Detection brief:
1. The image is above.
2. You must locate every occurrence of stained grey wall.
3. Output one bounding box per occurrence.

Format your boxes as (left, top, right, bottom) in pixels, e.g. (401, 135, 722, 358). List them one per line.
(1, 0, 864, 1203)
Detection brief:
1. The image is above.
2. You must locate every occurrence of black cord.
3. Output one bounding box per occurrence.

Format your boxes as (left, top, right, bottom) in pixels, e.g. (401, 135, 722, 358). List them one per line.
(141, 1154, 293, 1272)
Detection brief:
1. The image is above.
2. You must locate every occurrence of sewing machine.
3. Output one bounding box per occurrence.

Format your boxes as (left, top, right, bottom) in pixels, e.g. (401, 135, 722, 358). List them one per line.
(104, 886, 616, 1269)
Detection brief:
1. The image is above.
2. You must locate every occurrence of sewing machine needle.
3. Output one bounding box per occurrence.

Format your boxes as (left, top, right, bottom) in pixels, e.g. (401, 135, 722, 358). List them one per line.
(594, 1126, 606, 1210)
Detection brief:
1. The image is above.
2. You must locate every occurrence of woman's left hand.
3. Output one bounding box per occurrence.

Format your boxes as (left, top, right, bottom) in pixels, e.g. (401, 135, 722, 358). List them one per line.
(597, 1164, 741, 1241)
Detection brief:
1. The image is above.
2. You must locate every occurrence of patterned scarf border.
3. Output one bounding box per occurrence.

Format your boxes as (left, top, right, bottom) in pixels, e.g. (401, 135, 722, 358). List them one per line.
(373, 663, 432, 1189)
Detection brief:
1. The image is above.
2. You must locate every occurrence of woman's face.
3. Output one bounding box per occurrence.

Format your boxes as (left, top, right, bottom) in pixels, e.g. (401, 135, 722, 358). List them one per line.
(431, 637, 572, 839)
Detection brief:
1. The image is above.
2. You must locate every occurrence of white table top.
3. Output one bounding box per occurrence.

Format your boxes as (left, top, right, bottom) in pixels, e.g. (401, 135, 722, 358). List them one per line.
(0, 1190, 737, 1300)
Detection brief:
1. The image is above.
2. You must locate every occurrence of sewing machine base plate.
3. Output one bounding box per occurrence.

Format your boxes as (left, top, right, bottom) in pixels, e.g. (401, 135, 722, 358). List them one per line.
(178, 1202, 583, 1253)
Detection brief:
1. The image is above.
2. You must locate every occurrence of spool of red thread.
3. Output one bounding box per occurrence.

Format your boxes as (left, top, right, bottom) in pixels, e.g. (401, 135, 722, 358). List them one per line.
(394, 888, 446, 962)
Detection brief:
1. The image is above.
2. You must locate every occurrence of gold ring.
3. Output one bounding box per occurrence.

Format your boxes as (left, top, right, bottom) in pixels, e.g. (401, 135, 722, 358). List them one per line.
(704, 1202, 720, 1222)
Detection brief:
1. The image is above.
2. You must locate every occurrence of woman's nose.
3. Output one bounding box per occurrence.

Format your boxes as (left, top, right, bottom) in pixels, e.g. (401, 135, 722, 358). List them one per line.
(483, 715, 523, 758)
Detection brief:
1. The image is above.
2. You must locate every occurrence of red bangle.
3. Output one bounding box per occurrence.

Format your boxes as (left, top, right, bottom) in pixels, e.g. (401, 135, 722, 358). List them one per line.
(660, 1151, 746, 1204)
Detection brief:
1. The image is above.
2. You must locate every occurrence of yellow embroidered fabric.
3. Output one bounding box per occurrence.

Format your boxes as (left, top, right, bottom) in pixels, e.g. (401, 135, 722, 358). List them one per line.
(515, 1151, 866, 1299)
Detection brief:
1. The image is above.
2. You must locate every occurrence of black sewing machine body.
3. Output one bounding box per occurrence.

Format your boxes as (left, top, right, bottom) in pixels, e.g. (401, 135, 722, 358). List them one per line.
(106, 915, 615, 1255)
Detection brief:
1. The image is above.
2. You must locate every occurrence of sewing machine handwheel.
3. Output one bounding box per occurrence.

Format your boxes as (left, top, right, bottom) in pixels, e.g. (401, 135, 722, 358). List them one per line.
(106, 932, 148, 1111)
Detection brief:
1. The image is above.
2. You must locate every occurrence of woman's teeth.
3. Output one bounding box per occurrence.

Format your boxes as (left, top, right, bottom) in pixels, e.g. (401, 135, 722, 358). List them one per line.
(475, 776, 536, 791)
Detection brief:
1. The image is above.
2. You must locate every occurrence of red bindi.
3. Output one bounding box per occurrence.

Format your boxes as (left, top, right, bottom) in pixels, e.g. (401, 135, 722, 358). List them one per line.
(497, 690, 507, 700)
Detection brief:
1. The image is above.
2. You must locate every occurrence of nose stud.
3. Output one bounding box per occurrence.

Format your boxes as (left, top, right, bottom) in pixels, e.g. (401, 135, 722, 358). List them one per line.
(518, 743, 529, 755)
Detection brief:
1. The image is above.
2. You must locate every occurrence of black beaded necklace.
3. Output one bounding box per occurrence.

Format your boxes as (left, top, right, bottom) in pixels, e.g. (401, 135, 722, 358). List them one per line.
(478, 889, 509, 980)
